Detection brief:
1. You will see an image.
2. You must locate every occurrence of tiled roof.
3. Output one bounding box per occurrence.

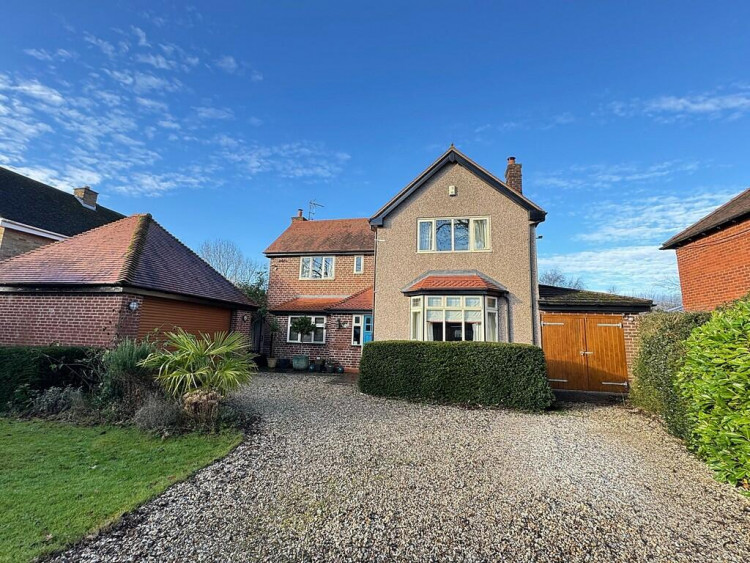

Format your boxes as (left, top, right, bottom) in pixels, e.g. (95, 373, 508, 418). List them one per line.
(0, 214, 256, 308)
(403, 271, 507, 293)
(264, 218, 374, 255)
(272, 297, 346, 313)
(272, 287, 374, 313)
(539, 284, 652, 312)
(0, 166, 124, 236)
(328, 287, 374, 311)
(661, 188, 750, 249)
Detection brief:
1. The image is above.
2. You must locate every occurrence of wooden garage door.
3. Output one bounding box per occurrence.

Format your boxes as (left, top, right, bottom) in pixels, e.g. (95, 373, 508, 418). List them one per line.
(138, 297, 231, 339)
(541, 313, 629, 392)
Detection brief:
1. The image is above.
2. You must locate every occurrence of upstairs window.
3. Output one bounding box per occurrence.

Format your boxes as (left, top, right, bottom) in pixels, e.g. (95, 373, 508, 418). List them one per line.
(353, 255, 364, 274)
(300, 256, 335, 279)
(417, 218, 490, 252)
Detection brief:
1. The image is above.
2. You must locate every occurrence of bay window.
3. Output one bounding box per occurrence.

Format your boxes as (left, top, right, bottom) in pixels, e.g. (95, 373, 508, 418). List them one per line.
(417, 217, 490, 252)
(287, 316, 326, 343)
(410, 295, 501, 342)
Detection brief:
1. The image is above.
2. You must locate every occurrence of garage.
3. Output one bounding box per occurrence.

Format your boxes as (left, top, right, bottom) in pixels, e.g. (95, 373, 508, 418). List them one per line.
(538, 285, 653, 393)
(137, 297, 232, 339)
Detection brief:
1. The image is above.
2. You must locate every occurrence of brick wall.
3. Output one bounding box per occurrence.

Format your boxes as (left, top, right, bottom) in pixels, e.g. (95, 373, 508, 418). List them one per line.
(267, 254, 374, 308)
(266, 313, 364, 370)
(675, 220, 750, 311)
(0, 227, 55, 261)
(0, 292, 141, 347)
(230, 308, 254, 342)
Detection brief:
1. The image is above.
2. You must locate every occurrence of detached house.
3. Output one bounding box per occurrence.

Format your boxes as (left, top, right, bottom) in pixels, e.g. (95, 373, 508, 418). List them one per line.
(0, 167, 124, 260)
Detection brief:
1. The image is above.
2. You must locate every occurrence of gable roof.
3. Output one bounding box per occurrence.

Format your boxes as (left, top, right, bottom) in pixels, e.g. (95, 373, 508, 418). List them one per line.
(0, 214, 256, 308)
(661, 188, 750, 250)
(0, 166, 124, 237)
(538, 284, 653, 313)
(264, 218, 374, 256)
(402, 270, 507, 294)
(369, 146, 546, 227)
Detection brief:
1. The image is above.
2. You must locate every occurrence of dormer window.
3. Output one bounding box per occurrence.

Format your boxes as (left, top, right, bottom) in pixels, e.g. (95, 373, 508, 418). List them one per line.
(300, 256, 335, 279)
(417, 217, 490, 252)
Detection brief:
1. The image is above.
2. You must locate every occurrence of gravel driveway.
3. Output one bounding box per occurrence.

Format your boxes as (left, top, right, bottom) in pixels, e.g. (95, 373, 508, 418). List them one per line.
(56, 373, 750, 562)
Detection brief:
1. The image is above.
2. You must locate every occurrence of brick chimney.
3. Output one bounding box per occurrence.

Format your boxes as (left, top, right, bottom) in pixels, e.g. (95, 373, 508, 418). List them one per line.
(73, 186, 98, 208)
(504, 157, 522, 194)
(291, 208, 307, 222)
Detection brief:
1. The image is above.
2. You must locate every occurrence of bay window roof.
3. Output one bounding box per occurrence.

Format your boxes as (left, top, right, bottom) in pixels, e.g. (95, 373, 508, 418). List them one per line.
(402, 271, 507, 295)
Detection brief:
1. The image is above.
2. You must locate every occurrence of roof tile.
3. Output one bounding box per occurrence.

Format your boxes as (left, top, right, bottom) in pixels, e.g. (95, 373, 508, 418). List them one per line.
(404, 274, 505, 292)
(264, 218, 374, 255)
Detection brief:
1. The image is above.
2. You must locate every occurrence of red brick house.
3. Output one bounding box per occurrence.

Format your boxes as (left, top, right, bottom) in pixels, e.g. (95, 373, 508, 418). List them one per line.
(0, 166, 124, 261)
(0, 214, 256, 347)
(661, 188, 750, 311)
(265, 147, 651, 387)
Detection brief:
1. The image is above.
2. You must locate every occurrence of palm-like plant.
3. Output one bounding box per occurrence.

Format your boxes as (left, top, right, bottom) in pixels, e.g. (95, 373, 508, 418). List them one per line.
(139, 329, 256, 398)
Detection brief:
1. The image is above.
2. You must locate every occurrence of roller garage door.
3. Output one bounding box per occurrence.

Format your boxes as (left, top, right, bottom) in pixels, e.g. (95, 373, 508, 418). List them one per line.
(541, 313, 629, 392)
(137, 296, 232, 339)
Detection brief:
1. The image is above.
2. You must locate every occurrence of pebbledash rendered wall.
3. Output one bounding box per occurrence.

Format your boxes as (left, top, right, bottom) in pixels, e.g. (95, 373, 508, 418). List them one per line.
(675, 220, 750, 311)
(266, 313, 365, 370)
(0, 291, 254, 348)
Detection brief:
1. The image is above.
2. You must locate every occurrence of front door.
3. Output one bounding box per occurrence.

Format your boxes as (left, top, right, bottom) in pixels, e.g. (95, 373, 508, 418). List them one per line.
(541, 313, 629, 392)
(362, 314, 373, 343)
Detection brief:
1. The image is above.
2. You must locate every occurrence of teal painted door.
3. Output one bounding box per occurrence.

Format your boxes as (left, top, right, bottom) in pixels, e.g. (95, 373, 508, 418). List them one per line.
(363, 314, 373, 343)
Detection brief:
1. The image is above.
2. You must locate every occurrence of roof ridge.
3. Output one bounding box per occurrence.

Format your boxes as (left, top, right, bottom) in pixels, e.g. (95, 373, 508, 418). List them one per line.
(140, 216, 258, 307)
(118, 214, 152, 284)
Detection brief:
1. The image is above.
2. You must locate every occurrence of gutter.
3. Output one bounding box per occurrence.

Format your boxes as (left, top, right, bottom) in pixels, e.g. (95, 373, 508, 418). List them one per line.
(0, 217, 67, 241)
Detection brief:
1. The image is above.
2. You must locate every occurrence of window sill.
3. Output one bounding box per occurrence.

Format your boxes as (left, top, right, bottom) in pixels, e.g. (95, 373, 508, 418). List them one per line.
(416, 249, 492, 254)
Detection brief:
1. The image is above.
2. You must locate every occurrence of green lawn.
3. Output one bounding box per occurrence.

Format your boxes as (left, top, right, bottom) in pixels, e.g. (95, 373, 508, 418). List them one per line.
(0, 419, 243, 562)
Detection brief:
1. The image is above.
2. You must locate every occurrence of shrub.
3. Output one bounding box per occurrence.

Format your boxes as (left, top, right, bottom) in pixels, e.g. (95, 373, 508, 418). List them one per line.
(30, 386, 83, 416)
(133, 394, 182, 432)
(140, 329, 256, 398)
(98, 338, 157, 412)
(0, 346, 95, 410)
(630, 312, 710, 439)
(359, 341, 553, 411)
(677, 297, 750, 489)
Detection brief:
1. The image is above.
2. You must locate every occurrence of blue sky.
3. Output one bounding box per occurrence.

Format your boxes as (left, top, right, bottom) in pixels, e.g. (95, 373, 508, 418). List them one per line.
(1, 1, 748, 293)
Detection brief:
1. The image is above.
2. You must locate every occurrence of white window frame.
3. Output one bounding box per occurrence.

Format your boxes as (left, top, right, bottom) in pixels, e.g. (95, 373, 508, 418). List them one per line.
(410, 295, 501, 342)
(352, 314, 363, 346)
(299, 256, 335, 280)
(416, 217, 491, 253)
(353, 255, 364, 274)
(287, 315, 327, 344)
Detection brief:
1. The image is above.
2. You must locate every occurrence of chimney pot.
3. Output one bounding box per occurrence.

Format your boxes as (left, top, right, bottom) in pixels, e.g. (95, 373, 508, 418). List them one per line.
(292, 208, 307, 222)
(505, 157, 522, 194)
(73, 186, 98, 208)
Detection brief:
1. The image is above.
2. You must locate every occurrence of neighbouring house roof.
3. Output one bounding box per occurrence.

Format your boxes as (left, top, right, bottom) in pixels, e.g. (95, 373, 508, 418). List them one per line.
(402, 271, 507, 294)
(272, 287, 374, 314)
(369, 146, 547, 227)
(0, 166, 124, 237)
(661, 188, 750, 250)
(538, 284, 653, 313)
(0, 214, 256, 308)
(264, 218, 374, 256)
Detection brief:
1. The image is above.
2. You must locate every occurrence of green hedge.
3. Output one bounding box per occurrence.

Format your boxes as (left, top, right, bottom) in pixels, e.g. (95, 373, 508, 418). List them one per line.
(0, 346, 95, 409)
(630, 312, 709, 440)
(677, 297, 750, 488)
(359, 341, 553, 411)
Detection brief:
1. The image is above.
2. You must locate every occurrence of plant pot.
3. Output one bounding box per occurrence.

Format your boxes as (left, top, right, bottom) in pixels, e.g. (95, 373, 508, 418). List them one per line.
(292, 354, 310, 371)
(267, 357, 278, 369)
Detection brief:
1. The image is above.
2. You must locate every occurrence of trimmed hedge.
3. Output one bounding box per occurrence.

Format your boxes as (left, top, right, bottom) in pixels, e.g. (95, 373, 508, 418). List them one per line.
(678, 297, 750, 488)
(0, 346, 95, 409)
(630, 312, 709, 440)
(359, 341, 554, 411)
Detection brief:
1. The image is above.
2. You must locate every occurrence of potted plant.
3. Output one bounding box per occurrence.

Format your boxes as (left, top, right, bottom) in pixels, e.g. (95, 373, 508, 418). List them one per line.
(266, 317, 280, 369)
(290, 317, 315, 370)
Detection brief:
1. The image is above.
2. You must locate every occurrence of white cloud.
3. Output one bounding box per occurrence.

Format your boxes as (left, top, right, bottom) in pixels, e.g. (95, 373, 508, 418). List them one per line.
(215, 55, 238, 73)
(222, 141, 350, 179)
(131, 26, 150, 47)
(250, 70, 263, 82)
(83, 33, 116, 58)
(23, 48, 52, 61)
(0, 77, 66, 106)
(194, 106, 234, 120)
(135, 96, 168, 112)
(536, 160, 700, 191)
(135, 53, 175, 70)
(606, 87, 750, 121)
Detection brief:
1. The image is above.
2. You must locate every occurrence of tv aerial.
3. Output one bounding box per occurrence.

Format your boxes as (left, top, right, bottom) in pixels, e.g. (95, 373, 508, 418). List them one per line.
(308, 200, 324, 220)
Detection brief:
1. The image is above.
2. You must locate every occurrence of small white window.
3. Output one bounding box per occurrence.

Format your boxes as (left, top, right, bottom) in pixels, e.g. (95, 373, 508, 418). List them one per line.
(353, 255, 364, 274)
(287, 316, 326, 343)
(299, 256, 335, 279)
(352, 315, 363, 346)
(446, 297, 462, 308)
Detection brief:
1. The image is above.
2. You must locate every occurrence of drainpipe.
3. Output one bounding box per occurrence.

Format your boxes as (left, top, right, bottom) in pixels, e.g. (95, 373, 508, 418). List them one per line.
(371, 224, 378, 341)
(529, 221, 540, 346)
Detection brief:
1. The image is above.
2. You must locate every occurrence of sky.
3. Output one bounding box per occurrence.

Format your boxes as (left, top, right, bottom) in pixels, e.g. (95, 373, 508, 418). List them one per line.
(1, 1, 749, 293)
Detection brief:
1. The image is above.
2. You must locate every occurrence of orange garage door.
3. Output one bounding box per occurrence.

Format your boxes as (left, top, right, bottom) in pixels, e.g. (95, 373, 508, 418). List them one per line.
(137, 297, 232, 339)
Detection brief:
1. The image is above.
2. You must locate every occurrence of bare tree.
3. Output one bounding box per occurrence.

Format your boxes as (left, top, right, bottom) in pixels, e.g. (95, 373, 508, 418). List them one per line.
(539, 268, 585, 289)
(198, 239, 264, 286)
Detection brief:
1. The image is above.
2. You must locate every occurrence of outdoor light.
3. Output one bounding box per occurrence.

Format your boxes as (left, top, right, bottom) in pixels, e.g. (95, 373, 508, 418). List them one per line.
(128, 301, 139, 311)
(337, 319, 349, 329)
(242, 314, 249, 322)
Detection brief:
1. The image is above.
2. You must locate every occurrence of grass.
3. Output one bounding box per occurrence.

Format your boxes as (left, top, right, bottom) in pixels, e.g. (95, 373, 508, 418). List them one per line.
(0, 419, 243, 562)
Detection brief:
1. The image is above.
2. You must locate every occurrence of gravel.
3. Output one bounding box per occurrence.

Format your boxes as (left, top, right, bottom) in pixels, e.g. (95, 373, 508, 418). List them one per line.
(54, 372, 750, 562)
